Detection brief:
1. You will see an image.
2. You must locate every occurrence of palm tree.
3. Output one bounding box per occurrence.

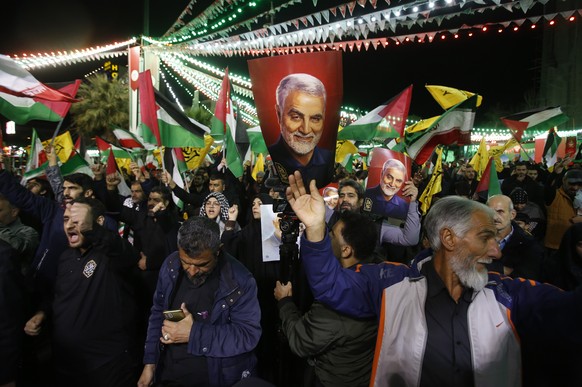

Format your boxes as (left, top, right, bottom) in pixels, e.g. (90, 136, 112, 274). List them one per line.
(70, 73, 129, 141)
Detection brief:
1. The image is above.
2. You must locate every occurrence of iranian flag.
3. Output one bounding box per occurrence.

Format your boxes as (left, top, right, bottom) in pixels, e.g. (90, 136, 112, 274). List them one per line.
(338, 85, 412, 141)
(0, 55, 78, 102)
(25, 129, 47, 174)
(475, 157, 501, 198)
(112, 128, 145, 149)
(501, 107, 569, 142)
(404, 95, 478, 165)
(0, 80, 80, 124)
(60, 152, 94, 177)
(210, 69, 243, 178)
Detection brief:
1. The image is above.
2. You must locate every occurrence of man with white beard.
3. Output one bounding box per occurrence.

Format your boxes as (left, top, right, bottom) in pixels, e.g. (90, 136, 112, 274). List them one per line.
(285, 171, 582, 387)
(267, 73, 334, 188)
(363, 158, 410, 221)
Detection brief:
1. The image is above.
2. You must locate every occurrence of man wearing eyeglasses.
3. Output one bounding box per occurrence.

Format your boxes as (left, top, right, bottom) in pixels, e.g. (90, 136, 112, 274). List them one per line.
(138, 216, 262, 387)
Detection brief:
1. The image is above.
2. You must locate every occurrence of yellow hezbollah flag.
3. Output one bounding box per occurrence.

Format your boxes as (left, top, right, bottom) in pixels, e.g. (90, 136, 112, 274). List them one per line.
(183, 134, 215, 170)
(425, 85, 483, 110)
(252, 153, 265, 181)
(42, 131, 74, 163)
(335, 140, 359, 164)
(419, 147, 443, 215)
(469, 137, 489, 180)
(488, 138, 518, 172)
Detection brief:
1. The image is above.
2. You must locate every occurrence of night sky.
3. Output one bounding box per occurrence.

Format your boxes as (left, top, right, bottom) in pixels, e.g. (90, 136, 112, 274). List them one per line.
(0, 0, 545, 129)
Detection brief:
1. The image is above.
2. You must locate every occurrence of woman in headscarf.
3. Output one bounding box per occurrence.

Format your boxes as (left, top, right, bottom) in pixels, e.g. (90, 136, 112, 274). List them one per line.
(221, 193, 283, 384)
(199, 192, 239, 236)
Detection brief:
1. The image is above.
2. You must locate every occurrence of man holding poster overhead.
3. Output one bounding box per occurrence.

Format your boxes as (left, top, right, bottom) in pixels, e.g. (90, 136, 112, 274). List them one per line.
(268, 73, 334, 188)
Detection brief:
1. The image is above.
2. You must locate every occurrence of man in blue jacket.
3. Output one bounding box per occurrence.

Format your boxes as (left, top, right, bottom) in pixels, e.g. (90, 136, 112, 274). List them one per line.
(285, 170, 582, 387)
(138, 216, 261, 387)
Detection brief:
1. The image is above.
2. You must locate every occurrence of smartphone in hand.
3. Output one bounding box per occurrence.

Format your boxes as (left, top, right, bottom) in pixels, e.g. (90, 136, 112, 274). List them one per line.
(163, 309, 185, 322)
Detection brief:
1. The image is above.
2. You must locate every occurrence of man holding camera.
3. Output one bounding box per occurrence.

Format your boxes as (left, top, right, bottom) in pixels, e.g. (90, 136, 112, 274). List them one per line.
(138, 217, 261, 387)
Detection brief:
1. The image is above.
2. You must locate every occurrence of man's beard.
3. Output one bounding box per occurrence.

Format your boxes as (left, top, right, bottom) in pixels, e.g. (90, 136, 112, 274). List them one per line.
(282, 128, 321, 155)
(186, 270, 213, 288)
(381, 184, 399, 198)
(449, 253, 489, 291)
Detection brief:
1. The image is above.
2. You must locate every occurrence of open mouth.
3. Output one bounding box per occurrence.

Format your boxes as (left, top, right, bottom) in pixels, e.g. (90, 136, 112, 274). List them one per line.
(67, 231, 80, 244)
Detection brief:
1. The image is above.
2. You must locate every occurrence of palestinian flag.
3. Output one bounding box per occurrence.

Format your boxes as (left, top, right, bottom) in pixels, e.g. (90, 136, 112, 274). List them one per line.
(104, 146, 131, 196)
(0, 80, 80, 124)
(163, 147, 187, 209)
(501, 107, 569, 142)
(404, 95, 478, 165)
(425, 85, 483, 110)
(210, 69, 243, 178)
(338, 85, 412, 141)
(475, 157, 501, 198)
(543, 127, 562, 167)
(0, 55, 78, 102)
(138, 70, 161, 146)
(149, 88, 208, 148)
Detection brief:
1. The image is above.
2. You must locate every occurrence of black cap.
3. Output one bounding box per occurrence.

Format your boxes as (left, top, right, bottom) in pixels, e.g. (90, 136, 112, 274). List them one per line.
(565, 169, 582, 184)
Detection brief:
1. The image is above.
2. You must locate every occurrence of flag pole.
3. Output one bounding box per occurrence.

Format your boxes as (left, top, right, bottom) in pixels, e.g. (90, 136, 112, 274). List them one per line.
(50, 117, 66, 146)
(508, 128, 532, 161)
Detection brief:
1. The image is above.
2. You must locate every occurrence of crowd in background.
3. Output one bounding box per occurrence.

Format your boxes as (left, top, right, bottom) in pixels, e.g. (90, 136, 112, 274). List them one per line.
(1, 147, 582, 387)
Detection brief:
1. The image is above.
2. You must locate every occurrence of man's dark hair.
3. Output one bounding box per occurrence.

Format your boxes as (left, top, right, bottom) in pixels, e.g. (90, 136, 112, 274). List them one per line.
(514, 161, 528, 168)
(28, 177, 54, 199)
(339, 179, 364, 200)
(209, 174, 225, 184)
(527, 163, 539, 171)
(70, 197, 106, 220)
(150, 186, 174, 209)
(338, 211, 378, 260)
(177, 217, 221, 257)
(64, 173, 94, 192)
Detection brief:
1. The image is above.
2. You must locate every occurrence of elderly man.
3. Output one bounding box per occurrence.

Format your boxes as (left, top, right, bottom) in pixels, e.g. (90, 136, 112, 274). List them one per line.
(267, 73, 334, 188)
(486, 195, 543, 280)
(363, 158, 409, 221)
(285, 170, 582, 387)
(138, 217, 261, 387)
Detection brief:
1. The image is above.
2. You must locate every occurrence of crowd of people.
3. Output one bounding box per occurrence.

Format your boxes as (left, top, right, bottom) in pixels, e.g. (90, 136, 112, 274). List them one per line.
(1, 145, 582, 387)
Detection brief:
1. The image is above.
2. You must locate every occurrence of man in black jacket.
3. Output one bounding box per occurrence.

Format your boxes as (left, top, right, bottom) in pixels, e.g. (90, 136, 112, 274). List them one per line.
(486, 194, 543, 280)
(24, 197, 140, 387)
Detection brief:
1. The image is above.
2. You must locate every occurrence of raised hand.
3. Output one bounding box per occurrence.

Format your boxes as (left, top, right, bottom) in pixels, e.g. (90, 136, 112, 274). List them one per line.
(285, 171, 326, 242)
